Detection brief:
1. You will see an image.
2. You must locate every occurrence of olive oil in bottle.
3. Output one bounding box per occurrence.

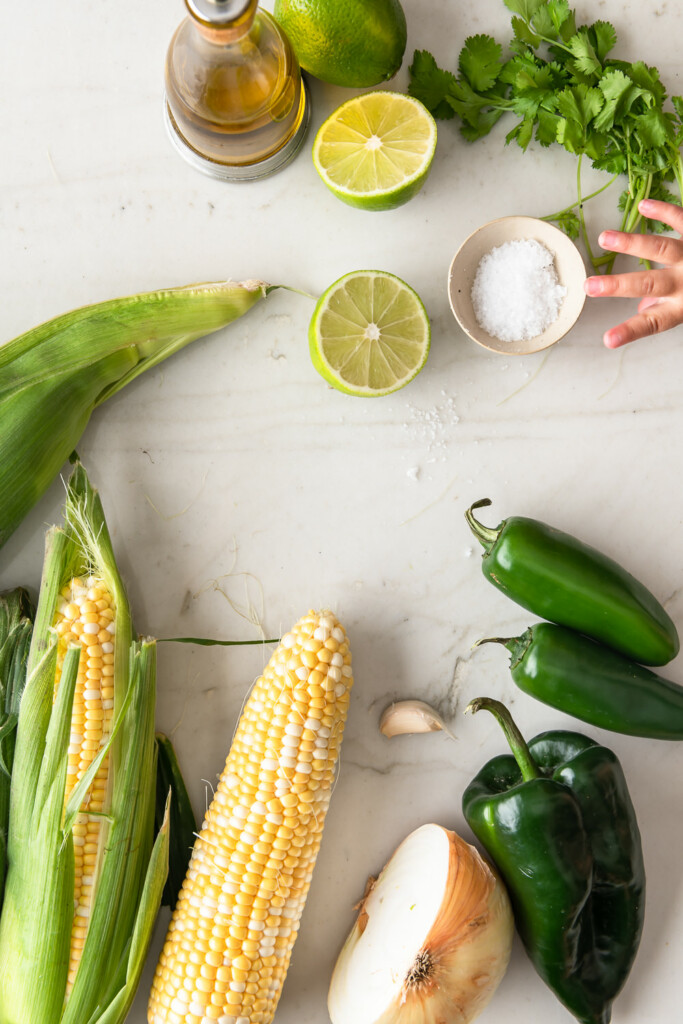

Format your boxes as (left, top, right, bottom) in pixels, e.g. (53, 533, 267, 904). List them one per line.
(165, 0, 309, 181)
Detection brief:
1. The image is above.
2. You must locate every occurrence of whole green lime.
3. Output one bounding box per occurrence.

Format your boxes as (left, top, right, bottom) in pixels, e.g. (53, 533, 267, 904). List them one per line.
(273, 0, 407, 88)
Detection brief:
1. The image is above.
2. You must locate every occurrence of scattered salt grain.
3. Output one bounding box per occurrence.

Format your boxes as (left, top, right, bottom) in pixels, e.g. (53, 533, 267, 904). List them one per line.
(471, 238, 567, 343)
(403, 394, 459, 453)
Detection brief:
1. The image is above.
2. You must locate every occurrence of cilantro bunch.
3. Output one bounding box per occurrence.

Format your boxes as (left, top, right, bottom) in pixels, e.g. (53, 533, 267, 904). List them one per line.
(409, 0, 683, 273)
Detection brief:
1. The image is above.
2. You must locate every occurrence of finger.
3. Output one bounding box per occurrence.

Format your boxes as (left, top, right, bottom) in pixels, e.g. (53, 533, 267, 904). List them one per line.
(638, 296, 663, 312)
(603, 301, 680, 348)
(597, 228, 683, 265)
(639, 198, 683, 235)
(585, 268, 677, 299)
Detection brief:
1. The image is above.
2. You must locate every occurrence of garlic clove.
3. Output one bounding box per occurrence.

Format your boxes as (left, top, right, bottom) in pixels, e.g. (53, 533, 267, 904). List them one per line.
(379, 700, 456, 740)
(328, 824, 513, 1024)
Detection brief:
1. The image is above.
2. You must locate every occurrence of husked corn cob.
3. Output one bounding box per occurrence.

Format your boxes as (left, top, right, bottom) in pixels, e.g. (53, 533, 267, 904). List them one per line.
(148, 609, 354, 1024)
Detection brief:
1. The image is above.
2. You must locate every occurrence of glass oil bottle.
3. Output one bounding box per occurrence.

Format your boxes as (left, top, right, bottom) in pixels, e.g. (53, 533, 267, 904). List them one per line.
(165, 0, 310, 181)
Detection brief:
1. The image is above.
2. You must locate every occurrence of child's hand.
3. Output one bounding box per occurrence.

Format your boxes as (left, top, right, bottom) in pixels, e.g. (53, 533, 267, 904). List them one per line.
(584, 199, 683, 348)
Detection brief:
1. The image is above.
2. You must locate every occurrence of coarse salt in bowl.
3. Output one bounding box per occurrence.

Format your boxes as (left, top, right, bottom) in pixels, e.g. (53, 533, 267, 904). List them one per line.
(447, 216, 587, 355)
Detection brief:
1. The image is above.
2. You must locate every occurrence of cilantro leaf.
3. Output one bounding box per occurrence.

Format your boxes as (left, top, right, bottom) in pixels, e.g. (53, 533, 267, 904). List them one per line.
(672, 96, 683, 121)
(599, 68, 635, 105)
(556, 117, 586, 153)
(548, 0, 571, 33)
(556, 84, 603, 125)
(408, 50, 458, 119)
(567, 30, 602, 78)
(445, 77, 507, 134)
(511, 15, 541, 49)
(503, 0, 546, 19)
(588, 21, 617, 62)
(549, 209, 581, 238)
(506, 116, 535, 150)
(457, 107, 506, 141)
(593, 70, 644, 131)
(557, 8, 577, 42)
(458, 35, 503, 92)
(634, 109, 676, 150)
(554, 84, 603, 153)
(507, 61, 559, 118)
(530, 5, 559, 40)
(536, 107, 559, 145)
(585, 130, 608, 162)
(593, 149, 628, 175)
(621, 61, 666, 105)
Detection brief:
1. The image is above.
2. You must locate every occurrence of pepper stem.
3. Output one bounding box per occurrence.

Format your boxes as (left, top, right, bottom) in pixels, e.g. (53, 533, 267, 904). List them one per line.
(474, 630, 533, 670)
(464, 499, 501, 552)
(466, 697, 541, 781)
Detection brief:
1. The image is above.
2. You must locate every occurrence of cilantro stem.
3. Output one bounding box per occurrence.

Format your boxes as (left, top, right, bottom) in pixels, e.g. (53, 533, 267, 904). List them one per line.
(600, 174, 652, 274)
(640, 218, 652, 270)
(625, 175, 651, 233)
(542, 174, 619, 223)
(521, 18, 573, 56)
(673, 151, 683, 199)
(576, 154, 598, 270)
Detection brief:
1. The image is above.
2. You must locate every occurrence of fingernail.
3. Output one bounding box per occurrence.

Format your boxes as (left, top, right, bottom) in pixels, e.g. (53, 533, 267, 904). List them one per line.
(604, 329, 623, 348)
(599, 231, 617, 249)
(584, 277, 604, 296)
(639, 199, 655, 212)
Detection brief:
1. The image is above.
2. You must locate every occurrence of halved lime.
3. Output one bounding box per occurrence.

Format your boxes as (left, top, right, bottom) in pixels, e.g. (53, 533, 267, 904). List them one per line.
(309, 271, 431, 397)
(312, 92, 437, 212)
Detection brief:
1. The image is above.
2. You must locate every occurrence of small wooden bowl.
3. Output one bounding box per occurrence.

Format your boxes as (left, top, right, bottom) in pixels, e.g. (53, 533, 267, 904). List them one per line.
(447, 216, 587, 355)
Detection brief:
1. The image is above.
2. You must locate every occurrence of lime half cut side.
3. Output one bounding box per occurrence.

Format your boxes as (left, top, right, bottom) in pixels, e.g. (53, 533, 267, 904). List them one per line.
(312, 92, 437, 211)
(309, 271, 431, 397)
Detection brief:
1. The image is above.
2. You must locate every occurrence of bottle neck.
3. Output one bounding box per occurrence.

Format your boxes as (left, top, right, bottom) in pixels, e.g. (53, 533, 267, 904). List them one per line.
(186, 0, 258, 43)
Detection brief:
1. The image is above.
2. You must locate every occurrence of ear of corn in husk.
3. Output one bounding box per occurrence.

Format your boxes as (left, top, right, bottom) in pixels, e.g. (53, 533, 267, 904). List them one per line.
(0, 463, 169, 1024)
(0, 587, 35, 907)
(148, 609, 353, 1024)
(0, 279, 273, 551)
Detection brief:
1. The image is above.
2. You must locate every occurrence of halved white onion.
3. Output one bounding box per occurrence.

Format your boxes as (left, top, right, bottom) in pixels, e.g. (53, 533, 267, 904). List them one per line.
(328, 823, 513, 1024)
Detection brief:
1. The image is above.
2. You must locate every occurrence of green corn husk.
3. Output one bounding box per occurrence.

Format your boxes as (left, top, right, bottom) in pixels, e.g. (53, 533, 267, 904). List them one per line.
(0, 279, 275, 551)
(0, 463, 169, 1024)
(155, 733, 198, 911)
(0, 587, 35, 907)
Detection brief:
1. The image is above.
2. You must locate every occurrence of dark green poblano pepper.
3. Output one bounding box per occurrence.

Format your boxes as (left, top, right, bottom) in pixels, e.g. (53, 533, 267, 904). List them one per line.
(462, 698, 645, 1024)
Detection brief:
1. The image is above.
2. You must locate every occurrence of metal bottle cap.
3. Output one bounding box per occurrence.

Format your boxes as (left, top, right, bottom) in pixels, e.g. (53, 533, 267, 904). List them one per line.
(185, 0, 252, 27)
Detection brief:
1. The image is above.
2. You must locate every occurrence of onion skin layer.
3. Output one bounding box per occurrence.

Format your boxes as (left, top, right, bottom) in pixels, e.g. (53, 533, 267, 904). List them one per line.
(329, 824, 514, 1024)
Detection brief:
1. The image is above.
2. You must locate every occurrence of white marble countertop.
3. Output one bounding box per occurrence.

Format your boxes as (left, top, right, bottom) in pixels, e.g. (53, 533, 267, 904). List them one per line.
(2, 1, 683, 1022)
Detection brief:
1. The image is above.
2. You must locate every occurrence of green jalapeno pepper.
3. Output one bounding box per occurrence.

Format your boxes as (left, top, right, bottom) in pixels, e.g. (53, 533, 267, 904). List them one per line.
(463, 697, 645, 1024)
(479, 622, 683, 739)
(465, 498, 679, 666)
